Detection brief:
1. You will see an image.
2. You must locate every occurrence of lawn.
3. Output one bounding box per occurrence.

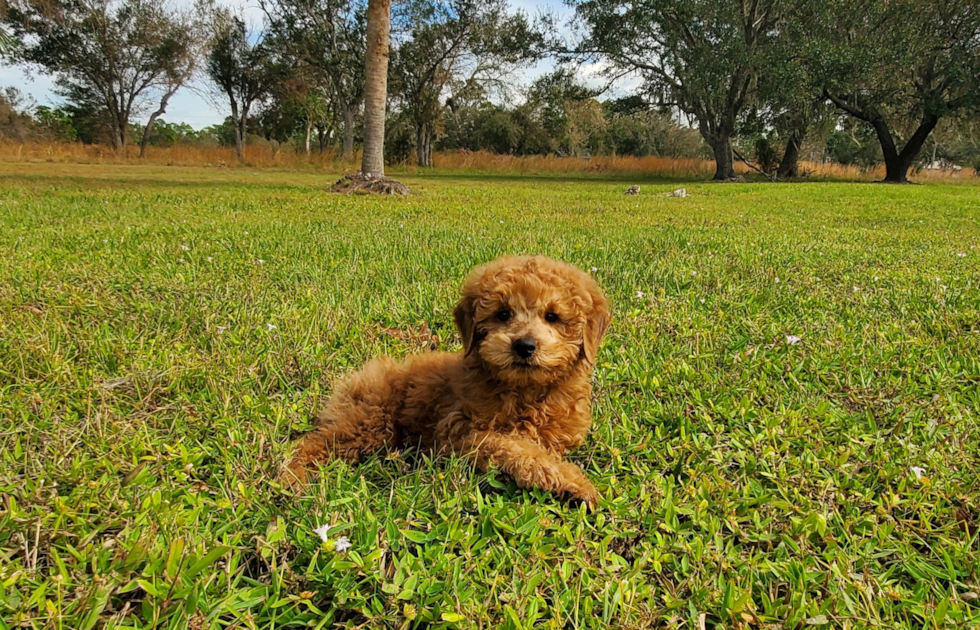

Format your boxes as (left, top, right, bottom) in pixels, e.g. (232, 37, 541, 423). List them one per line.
(1, 163, 979, 629)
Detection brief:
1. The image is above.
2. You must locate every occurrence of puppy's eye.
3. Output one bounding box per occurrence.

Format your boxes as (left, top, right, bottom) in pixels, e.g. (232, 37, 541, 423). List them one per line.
(544, 312, 560, 323)
(495, 310, 511, 322)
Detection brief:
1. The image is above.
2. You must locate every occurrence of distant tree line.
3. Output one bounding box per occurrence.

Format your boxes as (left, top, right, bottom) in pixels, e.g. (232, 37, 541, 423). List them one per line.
(1, 0, 978, 180)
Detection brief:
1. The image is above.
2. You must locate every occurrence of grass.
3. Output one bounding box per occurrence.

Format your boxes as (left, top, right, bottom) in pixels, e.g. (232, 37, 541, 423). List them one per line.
(0, 162, 979, 629)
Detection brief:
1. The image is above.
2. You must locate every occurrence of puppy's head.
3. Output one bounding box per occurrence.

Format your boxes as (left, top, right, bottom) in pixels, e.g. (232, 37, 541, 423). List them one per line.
(454, 256, 611, 387)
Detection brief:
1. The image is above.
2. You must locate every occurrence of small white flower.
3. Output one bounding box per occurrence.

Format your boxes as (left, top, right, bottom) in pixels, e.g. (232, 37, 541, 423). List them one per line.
(699, 298, 705, 304)
(591, 267, 598, 272)
(852, 286, 860, 292)
(956, 252, 966, 257)
(244, 231, 249, 235)
(217, 326, 227, 333)
(499, 220, 504, 224)
(313, 524, 331, 542)
(181, 245, 189, 251)
(257, 259, 264, 264)
(178, 258, 185, 263)
(874, 276, 880, 281)
(636, 290, 645, 299)
(103, 239, 108, 243)
(207, 256, 213, 261)
(333, 536, 352, 553)
(266, 323, 276, 331)
(910, 466, 926, 481)
(690, 271, 697, 276)
(774, 277, 780, 284)
(941, 285, 948, 291)
(786, 335, 802, 345)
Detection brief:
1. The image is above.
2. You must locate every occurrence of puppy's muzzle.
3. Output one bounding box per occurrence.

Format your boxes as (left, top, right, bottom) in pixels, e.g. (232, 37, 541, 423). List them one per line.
(512, 337, 537, 360)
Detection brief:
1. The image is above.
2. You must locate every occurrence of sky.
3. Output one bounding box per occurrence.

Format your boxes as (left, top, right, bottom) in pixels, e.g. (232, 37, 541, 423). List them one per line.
(0, 0, 636, 129)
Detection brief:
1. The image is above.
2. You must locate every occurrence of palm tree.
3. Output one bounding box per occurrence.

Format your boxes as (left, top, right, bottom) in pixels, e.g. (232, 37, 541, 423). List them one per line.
(331, 0, 408, 193)
(360, 0, 390, 176)
(0, 27, 17, 56)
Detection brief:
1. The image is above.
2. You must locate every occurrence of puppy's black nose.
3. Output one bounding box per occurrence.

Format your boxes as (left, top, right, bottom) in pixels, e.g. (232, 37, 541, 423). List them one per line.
(512, 337, 536, 360)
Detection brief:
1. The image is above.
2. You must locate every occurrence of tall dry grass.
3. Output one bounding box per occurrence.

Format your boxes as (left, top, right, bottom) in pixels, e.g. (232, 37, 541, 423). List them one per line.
(0, 140, 357, 169)
(0, 141, 975, 181)
(428, 150, 726, 178)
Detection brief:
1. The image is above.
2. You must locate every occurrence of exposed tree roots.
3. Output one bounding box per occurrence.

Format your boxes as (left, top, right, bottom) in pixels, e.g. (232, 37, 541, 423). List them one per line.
(330, 172, 410, 195)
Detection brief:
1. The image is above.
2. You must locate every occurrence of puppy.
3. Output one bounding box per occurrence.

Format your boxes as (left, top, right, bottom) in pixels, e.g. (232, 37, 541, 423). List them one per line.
(284, 255, 611, 507)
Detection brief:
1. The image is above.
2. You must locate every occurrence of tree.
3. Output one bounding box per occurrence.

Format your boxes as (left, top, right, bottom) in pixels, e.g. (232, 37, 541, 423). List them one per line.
(522, 69, 598, 156)
(139, 7, 204, 157)
(802, 0, 980, 183)
(390, 0, 539, 167)
(360, 0, 391, 175)
(571, 0, 786, 180)
(751, 12, 827, 179)
(257, 84, 304, 153)
(205, 9, 274, 162)
(0, 87, 37, 141)
(34, 105, 78, 141)
(0, 26, 17, 55)
(7, 0, 199, 156)
(262, 0, 366, 159)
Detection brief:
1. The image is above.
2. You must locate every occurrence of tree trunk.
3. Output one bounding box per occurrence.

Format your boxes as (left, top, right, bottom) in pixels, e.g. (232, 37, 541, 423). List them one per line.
(707, 134, 736, 180)
(227, 97, 247, 163)
(871, 113, 939, 183)
(361, 0, 392, 176)
(777, 126, 804, 179)
(304, 118, 312, 155)
(112, 118, 127, 157)
(317, 124, 328, 153)
(416, 123, 433, 167)
(234, 119, 246, 162)
(140, 112, 161, 158)
(342, 102, 355, 160)
(140, 88, 178, 158)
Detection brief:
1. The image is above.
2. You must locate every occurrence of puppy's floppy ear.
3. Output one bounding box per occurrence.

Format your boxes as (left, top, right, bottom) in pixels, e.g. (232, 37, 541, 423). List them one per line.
(581, 280, 611, 365)
(454, 293, 480, 357)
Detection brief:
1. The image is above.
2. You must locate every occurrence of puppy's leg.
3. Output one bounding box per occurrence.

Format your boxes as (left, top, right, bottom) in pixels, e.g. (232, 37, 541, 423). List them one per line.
(283, 358, 401, 488)
(460, 432, 598, 508)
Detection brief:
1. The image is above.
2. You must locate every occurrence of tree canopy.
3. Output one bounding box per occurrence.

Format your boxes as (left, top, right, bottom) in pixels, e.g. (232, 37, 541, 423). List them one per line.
(7, 0, 198, 155)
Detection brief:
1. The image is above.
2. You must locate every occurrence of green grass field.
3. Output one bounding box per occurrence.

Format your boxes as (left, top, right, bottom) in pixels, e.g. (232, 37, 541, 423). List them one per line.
(1, 163, 979, 629)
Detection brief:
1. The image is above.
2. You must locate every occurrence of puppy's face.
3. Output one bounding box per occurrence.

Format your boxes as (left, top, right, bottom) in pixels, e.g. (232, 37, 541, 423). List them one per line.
(454, 256, 611, 388)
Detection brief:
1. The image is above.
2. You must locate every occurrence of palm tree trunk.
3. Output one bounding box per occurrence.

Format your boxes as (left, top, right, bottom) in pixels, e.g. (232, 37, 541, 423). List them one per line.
(361, 0, 392, 176)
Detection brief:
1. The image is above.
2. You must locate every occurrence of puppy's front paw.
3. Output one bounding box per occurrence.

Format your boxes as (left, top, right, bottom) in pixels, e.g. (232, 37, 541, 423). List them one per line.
(562, 480, 599, 511)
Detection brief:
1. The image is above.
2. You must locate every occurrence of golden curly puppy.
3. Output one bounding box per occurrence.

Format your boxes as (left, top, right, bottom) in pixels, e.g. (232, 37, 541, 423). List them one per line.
(284, 255, 611, 507)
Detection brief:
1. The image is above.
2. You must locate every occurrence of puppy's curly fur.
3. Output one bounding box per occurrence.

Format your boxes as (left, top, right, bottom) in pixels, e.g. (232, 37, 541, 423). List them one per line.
(284, 255, 611, 507)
